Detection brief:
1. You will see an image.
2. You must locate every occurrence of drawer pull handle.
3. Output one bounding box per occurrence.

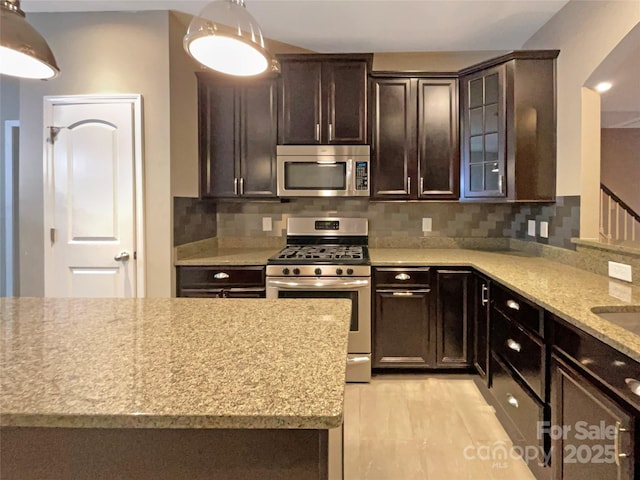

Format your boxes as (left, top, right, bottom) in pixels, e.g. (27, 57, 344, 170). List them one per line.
(614, 420, 631, 466)
(214, 272, 230, 279)
(506, 394, 519, 408)
(506, 338, 522, 353)
(625, 378, 640, 397)
(395, 273, 411, 281)
(506, 299, 520, 311)
(392, 291, 414, 296)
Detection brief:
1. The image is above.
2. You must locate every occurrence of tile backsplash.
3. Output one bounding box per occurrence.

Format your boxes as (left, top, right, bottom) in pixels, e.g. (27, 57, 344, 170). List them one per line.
(173, 197, 217, 246)
(173, 196, 581, 250)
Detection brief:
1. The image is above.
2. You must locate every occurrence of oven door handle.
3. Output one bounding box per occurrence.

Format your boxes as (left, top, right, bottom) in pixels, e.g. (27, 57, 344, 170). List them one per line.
(267, 279, 370, 289)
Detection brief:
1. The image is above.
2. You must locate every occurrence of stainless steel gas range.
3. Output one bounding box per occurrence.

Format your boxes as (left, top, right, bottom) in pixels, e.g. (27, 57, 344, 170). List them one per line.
(266, 217, 371, 382)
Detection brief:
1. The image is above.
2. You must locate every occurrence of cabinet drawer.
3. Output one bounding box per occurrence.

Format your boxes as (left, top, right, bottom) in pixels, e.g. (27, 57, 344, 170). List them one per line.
(177, 266, 265, 289)
(492, 353, 547, 453)
(551, 315, 640, 412)
(492, 283, 543, 336)
(493, 309, 545, 400)
(374, 267, 431, 287)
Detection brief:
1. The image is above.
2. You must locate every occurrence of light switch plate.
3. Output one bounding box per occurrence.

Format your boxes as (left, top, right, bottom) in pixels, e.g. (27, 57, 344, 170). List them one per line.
(422, 218, 432, 232)
(262, 217, 272, 232)
(527, 220, 536, 237)
(608, 261, 632, 282)
(540, 221, 549, 238)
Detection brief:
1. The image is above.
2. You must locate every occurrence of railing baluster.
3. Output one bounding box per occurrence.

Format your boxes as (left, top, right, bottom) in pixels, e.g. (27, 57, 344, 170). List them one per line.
(599, 185, 639, 242)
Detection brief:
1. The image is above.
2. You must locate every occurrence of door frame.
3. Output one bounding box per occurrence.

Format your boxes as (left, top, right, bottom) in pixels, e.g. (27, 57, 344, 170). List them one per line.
(3, 120, 19, 296)
(43, 94, 146, 297)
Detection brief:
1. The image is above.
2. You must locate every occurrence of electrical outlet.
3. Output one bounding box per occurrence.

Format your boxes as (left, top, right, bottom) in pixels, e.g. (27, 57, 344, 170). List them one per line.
(262, 217, 272, 232)
(540, 221, 549, 239)
(608, 261, 632, 283)
(422, 218, 432, 233)
(527, 220, 536, 237)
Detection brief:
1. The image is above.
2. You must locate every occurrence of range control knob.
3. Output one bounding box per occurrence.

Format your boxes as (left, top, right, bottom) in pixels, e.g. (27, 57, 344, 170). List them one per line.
(336, 268, 343, 276)
(293, 268, 301, 275)
(282, 268, 290, 275)
(346, 268, 354, 275)
(314, 268, 322, 275)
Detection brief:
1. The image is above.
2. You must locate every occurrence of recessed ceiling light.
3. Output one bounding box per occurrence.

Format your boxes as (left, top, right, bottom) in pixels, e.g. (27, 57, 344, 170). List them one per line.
(595, 82, 612, 93)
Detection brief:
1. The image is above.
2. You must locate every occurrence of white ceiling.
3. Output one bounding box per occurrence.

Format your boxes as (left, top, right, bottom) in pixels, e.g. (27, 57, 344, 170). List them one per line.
(22, 0, 569, 52)
(20, 0, 637, 123)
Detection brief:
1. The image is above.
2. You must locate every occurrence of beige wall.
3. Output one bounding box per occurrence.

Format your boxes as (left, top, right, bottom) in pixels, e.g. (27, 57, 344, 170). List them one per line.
(169, 12, 200, 198)
(580, 87, 602, 239)
(601, 128, 640, 213)
(523, 1, 640, 197)
(19, 11, 173, 297)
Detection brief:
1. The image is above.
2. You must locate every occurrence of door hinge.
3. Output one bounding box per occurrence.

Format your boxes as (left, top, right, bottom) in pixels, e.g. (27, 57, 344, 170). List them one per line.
(50, 227, 56, 244)
(134, 251, 137, 260)
(47, 126, 67, 144)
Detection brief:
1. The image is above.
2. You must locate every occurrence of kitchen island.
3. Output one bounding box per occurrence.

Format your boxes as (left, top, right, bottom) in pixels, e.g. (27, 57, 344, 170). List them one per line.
(0, 297, 351, 480)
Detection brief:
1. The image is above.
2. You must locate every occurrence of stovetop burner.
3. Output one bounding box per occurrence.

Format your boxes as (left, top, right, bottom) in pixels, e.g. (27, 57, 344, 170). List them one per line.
(275, 245, 365, 261)
(267, 217, 370, 270)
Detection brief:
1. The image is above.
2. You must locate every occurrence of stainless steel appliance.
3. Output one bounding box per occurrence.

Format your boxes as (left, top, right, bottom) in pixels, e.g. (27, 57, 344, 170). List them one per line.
(276, 145, 370, 197)
(266, 217, 371, 382)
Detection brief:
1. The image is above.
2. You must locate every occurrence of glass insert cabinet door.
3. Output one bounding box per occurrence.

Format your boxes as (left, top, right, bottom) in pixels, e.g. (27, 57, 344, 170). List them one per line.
(463, 65, 506, 198)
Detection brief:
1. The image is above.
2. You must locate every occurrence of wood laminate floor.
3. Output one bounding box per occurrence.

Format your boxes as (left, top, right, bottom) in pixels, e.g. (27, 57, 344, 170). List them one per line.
(343, 374, 537, 480)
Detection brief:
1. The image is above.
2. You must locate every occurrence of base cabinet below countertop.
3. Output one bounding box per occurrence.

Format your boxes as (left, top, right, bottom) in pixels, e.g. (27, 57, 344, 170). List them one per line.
(373, 266, 473, 370)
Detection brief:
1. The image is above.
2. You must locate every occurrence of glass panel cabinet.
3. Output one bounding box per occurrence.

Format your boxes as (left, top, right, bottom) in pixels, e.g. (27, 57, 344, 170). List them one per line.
(460, 52, 558, 202)
(462, 66, 505, 198)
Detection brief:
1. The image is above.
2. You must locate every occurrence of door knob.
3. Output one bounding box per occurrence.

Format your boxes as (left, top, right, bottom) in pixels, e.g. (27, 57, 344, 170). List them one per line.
(114, 251, 130, 262)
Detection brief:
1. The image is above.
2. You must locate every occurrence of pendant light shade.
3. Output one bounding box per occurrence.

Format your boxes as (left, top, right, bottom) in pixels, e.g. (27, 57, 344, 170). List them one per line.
(0, 0, 59, 80)
(184, 0, 279, 77)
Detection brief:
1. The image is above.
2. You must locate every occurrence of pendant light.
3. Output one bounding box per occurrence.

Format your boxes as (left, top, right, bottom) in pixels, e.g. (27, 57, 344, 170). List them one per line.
(0, 0, 59, 80)
(184, 0, 279, 77)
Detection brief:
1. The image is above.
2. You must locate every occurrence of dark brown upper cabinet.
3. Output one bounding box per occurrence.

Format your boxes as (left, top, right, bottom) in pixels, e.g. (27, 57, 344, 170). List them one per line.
(370, 75, 459, 200)
(460, 51, 559, 201)
(197, 72, 278, 198)
(277, 54, 371, 145)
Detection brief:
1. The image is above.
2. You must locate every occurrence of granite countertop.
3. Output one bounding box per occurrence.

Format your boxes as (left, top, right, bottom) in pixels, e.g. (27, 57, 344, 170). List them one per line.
(175, 248, 280, 266)
(0, 298, 351, 430)
(370, 248, 640, 362)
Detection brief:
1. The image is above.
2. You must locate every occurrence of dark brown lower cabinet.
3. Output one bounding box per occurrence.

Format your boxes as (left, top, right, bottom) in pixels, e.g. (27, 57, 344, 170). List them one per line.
(176, 266, 265, 298)
(551, 354, 636, 480)
(435, 269, 472, 367)
(373, 288, 431, 368)
(473, 274, 490, 379)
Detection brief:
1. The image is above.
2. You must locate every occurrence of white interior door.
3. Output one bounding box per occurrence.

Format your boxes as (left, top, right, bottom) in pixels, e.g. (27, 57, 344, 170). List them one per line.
(44, 95, 144, 298)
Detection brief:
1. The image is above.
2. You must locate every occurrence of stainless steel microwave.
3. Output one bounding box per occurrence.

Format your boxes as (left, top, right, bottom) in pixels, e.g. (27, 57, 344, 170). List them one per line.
(276, 145, 370, 197)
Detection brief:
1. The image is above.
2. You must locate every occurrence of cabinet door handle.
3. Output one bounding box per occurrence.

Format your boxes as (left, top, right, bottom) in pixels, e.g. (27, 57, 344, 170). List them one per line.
(419, 177, 424, 195)
(347, 356, 369, 365)
(614, 420, 631, 466)
(407, 177, 411, 195)
(499, 174, 504, 194)
(233, 177, 238, 195)
(506, 338, 521, 353)
(395, 273, 411, 281)
(240, 177, 244, 195)
(214, 272, 230, 279)
(506, 299, 520, 311)
(481, 284, 489, 305)
(329, 123, 333, 142)
(506, 393, 519, 408)
(315, 123, 320, 142)
(625, 378, 640, 397)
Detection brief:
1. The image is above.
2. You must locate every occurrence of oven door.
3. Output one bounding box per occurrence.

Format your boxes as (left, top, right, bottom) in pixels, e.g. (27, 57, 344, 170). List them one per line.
(266, 277, 371, 382)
